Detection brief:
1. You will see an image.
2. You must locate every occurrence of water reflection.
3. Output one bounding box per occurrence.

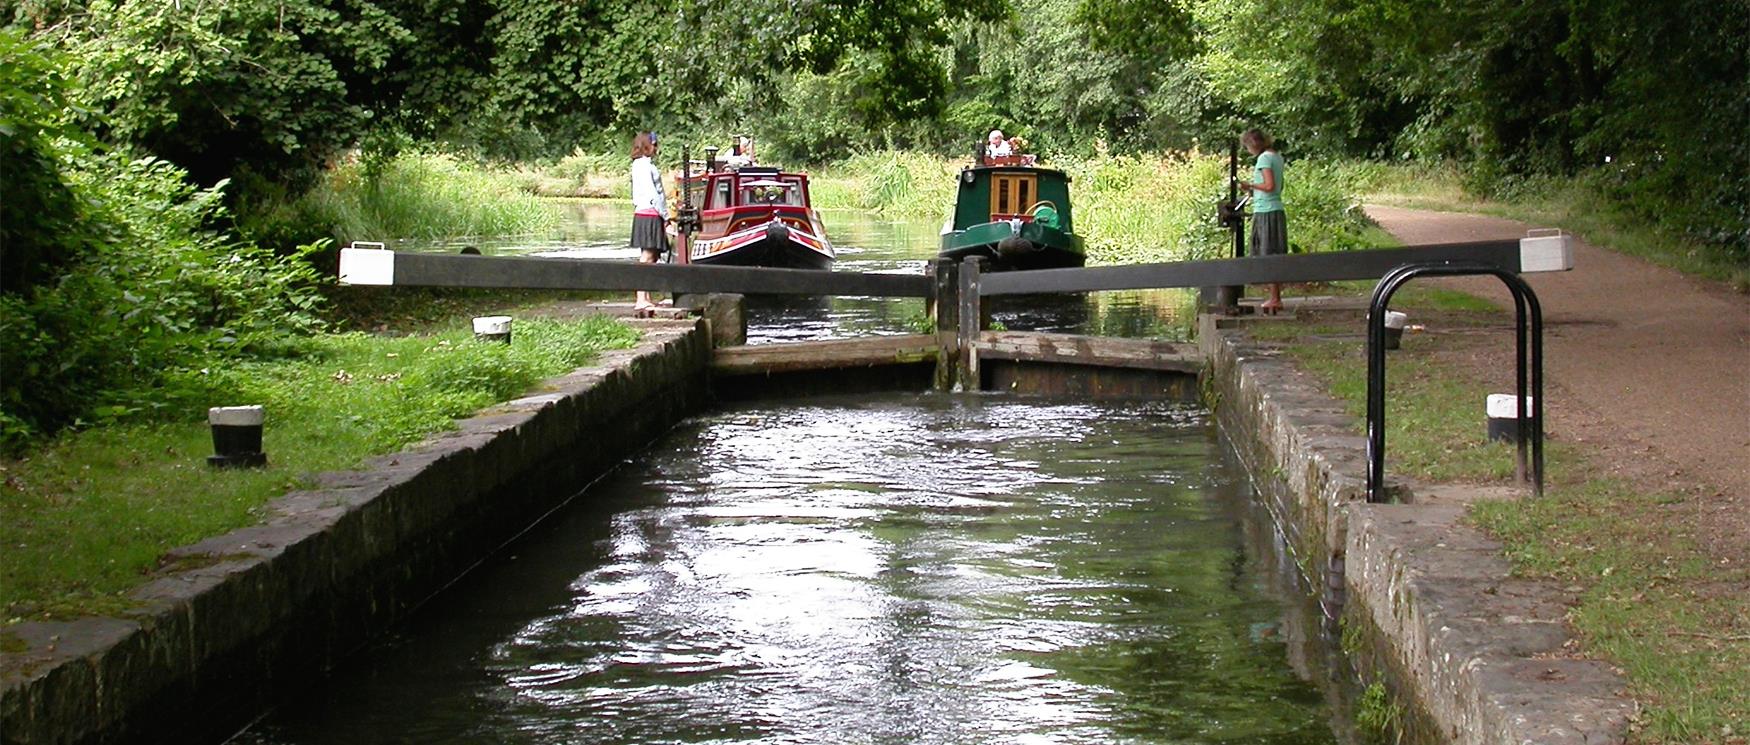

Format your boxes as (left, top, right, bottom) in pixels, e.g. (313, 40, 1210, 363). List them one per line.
(402, 201, 1195, 344)
(236, 396, 1343, 745)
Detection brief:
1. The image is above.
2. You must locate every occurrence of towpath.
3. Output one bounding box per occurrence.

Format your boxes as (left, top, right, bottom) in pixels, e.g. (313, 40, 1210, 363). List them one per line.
(1364, 205, 1750, 562)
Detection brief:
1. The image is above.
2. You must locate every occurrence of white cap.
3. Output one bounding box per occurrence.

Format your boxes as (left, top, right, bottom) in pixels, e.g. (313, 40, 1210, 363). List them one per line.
(1486, 394, 1535, 419)
(473, 316, 513, 334)
(209, 405, 264, 426)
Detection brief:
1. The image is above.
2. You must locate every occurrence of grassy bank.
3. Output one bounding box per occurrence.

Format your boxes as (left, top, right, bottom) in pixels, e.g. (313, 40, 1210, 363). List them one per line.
(1352, 162, 1749, 290)
(243, 152, 562, 250)
(805, 148, 1386, 265)
(1243, 295, 1749, 743)
(1, 314, 637, 622)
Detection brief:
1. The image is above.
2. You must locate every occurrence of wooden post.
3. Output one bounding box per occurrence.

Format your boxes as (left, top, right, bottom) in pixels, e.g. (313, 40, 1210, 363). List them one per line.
(700, 293, 745, 347)
(931, 260, 960, 391)
(957, 256, 984, 391)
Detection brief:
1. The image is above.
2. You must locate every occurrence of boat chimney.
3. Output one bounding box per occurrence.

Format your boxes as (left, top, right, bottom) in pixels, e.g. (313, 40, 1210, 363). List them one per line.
(704, 146, 720, 172)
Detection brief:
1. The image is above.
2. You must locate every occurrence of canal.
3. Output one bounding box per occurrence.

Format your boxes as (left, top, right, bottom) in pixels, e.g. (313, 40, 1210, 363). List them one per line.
(252, 200, 1358, 743)
(234, 395, 1348, 744)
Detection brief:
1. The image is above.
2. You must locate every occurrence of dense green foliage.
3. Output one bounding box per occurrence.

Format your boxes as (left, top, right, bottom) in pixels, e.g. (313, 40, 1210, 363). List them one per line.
(0, 33, 328, 449)
(0, 317, 638, 619)
(757, 0, 1745, 261)
(13, 0, 1741, 257)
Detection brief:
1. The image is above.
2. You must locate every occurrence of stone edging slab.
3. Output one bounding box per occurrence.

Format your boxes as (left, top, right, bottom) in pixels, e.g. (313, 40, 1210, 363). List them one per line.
(1, 320, 711, 745)
(1199, 315, 1634, 744)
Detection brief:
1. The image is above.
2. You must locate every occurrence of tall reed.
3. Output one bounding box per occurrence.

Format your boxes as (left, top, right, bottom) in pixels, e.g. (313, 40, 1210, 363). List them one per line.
(303, 152, 559, 243)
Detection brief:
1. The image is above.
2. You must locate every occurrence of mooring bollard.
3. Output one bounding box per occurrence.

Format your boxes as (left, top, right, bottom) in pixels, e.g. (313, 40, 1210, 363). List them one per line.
(208, 405, 267, 468)
(1485, 393, 1534, 443)
(1383, 310, 1408, 350)
(473, 316, 512, 344)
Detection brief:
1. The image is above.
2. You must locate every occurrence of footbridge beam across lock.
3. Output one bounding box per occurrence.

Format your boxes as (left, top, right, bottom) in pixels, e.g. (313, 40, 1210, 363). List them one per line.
(338, 237, 1570, 298)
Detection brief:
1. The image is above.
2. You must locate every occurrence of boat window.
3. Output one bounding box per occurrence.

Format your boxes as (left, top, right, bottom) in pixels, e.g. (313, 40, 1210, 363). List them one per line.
(739, 179, 800, 206)
(712, 177, 732, 209)
(990, 173, 1039, 218)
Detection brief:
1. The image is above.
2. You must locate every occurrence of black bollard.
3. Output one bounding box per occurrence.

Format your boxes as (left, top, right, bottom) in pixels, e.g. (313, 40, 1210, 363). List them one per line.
(208, 406, 267, 468)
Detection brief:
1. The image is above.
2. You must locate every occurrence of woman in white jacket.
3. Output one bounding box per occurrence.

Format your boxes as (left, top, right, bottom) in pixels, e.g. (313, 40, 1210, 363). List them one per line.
(629, 131, 669, 311)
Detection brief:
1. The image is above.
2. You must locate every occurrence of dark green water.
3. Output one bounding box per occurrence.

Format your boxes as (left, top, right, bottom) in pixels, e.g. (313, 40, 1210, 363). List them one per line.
(234, 396, 1347, 744)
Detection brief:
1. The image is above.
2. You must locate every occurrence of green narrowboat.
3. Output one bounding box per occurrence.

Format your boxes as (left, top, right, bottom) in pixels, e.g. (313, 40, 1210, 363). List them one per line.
(939, 156, 1086, 271)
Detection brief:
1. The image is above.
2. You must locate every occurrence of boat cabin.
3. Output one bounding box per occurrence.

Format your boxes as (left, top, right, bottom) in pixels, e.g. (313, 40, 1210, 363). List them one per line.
(950, 165, 1076, 233)
(685, 166, 818, 234)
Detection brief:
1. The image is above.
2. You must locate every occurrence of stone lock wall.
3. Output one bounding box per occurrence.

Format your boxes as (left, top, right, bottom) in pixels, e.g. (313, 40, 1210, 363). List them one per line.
(1199, 314, 1634, 745)
(0, 321, 712, 745)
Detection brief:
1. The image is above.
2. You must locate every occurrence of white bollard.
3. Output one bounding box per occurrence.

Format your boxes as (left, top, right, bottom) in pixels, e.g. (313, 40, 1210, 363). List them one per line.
(1384, 310, 1408, 350)
(1486, 394, 1535, 443)
(473, 316, 513, 344)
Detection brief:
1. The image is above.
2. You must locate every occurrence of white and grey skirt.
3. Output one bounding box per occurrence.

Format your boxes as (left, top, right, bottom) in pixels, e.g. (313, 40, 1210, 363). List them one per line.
(1250, 210, 1288, 257)
(631, 214, 670, 254)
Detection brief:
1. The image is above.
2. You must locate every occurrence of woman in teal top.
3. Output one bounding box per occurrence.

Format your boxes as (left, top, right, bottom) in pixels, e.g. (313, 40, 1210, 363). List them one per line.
(1240, 128, 1287, 314)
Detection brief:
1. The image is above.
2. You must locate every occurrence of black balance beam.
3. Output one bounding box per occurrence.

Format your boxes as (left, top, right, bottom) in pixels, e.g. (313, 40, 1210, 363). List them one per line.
(339, 250, 934, 298)
(981, 241, 1524, 296)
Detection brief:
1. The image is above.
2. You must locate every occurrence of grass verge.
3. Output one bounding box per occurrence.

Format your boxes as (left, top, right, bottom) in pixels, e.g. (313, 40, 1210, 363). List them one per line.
(1, 314, 638, 623)
(1354, 162, 1748, 291)
(1245, 292, 1750, 743)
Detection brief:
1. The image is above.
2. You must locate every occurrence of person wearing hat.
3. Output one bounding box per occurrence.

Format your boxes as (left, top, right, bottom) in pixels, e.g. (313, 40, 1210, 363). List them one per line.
(986, 129, 1012, 160)
(628, 131, 669, 312)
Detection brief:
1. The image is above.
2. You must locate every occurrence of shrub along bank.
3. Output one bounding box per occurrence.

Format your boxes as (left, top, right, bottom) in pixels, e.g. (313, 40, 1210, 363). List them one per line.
(2, 37, 642, 624)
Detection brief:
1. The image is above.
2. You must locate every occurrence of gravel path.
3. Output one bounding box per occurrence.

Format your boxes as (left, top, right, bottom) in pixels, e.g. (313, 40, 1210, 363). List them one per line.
(1365, 205, 1750, 558)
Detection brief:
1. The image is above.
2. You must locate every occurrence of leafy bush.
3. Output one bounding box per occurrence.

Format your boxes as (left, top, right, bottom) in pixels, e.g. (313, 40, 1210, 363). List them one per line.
(0, 36, 329, 450)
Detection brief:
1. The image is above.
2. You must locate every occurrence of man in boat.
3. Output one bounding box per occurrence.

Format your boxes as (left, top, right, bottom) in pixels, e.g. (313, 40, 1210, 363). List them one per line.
(986, 130, 1013, 160)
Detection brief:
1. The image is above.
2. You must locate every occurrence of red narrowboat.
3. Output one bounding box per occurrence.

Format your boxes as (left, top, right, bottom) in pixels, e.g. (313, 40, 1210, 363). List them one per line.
(680, 165, 835, 269)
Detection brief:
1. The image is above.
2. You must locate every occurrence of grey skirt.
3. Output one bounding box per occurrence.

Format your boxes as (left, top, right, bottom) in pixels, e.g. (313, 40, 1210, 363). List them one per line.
(631, 214, 670, 254)
(1250, 210, 1288, 257)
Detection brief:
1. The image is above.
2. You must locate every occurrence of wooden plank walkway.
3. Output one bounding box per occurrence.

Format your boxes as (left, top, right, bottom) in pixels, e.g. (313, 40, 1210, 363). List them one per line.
(710, 334, 939, 375)
(972, 332, 1201, 373)
(709, 331, 1202, 382)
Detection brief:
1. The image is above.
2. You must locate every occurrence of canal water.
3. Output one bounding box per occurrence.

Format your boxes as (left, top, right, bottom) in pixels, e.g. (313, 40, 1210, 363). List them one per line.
(234, 395, 1348, 744)
(412, 200, 1194, 343)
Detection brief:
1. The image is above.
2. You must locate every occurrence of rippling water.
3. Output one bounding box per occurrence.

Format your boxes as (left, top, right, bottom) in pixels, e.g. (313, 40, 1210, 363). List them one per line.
(236, 396, 1343, 744)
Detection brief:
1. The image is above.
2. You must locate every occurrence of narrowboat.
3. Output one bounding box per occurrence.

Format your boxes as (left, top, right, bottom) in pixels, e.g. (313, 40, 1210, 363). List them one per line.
(939, 154, 1085, 271)
(679, 163, 835, 269)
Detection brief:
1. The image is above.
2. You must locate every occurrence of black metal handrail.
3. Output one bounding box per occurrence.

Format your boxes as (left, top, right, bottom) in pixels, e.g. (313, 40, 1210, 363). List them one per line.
(1366, 261, 1544, 502)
